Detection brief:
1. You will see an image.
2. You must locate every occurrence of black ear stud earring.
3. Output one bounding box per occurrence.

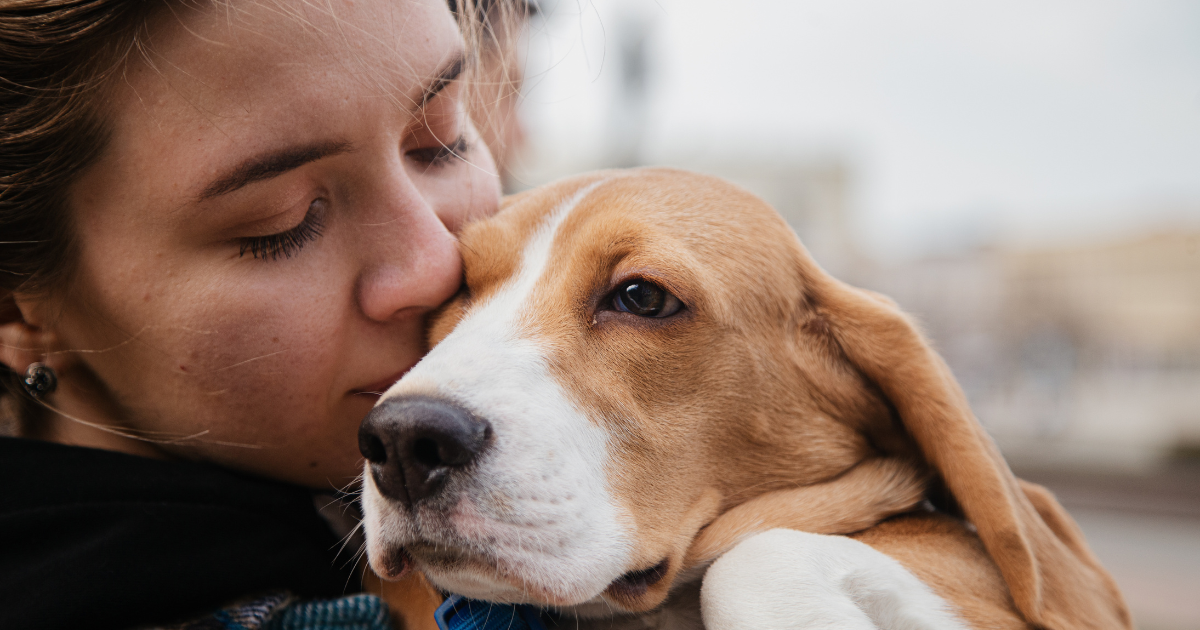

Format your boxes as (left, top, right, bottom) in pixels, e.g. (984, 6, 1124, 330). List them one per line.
(23, 362, 57, 398)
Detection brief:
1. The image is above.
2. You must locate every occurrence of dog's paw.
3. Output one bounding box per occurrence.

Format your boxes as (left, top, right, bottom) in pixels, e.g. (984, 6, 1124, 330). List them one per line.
(700, 529, 967, 630)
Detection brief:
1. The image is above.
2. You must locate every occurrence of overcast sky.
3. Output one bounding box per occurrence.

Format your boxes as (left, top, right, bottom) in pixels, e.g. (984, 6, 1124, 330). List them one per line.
(518, 0, 1200, 258)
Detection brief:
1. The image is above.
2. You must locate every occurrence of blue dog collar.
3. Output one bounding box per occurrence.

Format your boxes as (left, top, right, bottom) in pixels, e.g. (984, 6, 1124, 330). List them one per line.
(434, 595, 552, 630)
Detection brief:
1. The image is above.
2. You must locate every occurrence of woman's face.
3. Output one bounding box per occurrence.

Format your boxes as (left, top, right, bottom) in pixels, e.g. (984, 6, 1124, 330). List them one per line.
(42, 0, 500, 487)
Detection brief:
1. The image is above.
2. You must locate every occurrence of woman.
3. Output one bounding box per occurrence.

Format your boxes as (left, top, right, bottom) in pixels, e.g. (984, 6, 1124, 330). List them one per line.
(0, 0, 523, 627)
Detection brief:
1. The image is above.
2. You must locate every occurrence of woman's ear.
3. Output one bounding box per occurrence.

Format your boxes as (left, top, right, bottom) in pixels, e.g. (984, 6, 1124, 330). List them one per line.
(0, 292, 67, 375)
(804, 268, 1132, 630)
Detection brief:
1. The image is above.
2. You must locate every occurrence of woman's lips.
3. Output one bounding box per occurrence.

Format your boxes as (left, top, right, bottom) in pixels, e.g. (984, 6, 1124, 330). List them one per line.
(353, 369, 412, 398)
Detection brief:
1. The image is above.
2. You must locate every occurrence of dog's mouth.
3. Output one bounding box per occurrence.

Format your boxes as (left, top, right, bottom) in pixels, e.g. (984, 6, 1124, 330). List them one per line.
(606, 558, 670, 600)
(396, 539, 672, 610)
(405, 541, 492, 572)
(372, 537, 493, 583)
(373, 546, 415, 581)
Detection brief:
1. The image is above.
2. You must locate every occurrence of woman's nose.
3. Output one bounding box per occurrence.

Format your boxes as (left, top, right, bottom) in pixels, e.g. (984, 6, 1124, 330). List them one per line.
(356, 195, 462, 324)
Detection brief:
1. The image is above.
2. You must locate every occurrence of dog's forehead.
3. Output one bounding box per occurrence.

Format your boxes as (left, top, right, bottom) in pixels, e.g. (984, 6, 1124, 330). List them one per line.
(461, 169, 808, 309)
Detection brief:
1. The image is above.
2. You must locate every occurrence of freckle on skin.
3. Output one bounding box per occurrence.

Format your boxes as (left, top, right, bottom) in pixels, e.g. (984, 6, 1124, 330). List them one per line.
(272, 337, 279, 343)
(180, 365, 188, 372)
(309, 461, 318, 468)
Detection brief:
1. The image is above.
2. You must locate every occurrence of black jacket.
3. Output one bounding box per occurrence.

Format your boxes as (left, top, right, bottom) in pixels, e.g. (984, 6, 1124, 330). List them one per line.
(0, 437, 359, 630)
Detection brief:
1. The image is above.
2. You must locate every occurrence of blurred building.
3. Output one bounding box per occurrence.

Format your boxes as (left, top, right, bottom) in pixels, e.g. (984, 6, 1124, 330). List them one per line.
(864, 231, 1200, 472)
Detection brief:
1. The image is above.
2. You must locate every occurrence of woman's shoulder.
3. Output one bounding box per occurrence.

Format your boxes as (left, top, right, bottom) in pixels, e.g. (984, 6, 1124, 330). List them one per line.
(0, 437, 361, 630)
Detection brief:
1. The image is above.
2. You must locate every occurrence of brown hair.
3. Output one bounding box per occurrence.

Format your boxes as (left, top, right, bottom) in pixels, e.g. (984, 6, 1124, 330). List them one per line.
(0, 0, 524, 434)
(457, 0, 536, 184)
(1, 0, 173, 433)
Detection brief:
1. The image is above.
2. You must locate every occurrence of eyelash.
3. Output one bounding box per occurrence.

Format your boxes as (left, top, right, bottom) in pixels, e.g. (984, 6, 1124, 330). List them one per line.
(233, 133, 464, 261)
(238, 200, 326, 261)
(407, 135, 469, 167)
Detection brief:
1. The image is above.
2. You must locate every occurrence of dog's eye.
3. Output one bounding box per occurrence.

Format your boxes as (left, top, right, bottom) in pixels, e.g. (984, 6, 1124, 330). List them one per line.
(612, 280, 683, 318)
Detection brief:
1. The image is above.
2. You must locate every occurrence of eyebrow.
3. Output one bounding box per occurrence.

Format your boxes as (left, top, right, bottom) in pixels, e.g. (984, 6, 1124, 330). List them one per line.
(420, 54, 465, 107)
(198, 140, 352, 200)
(197, 55, 466, 201)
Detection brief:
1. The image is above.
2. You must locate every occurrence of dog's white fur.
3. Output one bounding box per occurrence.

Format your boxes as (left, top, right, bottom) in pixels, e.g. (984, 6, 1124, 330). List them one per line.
(701, 529, 967, 630)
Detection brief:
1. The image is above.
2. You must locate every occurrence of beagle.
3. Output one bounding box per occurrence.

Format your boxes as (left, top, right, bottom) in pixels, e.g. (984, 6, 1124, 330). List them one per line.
(358, 169, 1131, 629)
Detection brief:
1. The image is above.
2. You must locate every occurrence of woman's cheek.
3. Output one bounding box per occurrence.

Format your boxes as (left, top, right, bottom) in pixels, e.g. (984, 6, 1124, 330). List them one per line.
(470, 150, 504, 219)
(153, 320, 361, 485)
(144, 271, 345, 440)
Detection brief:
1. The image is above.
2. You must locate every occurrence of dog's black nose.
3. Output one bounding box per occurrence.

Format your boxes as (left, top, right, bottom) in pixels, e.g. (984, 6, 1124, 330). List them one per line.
(359, 396, 492, 506)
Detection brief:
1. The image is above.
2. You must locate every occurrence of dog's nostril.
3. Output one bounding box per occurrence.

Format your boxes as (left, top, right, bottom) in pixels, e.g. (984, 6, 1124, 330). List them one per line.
(359, 430, 388, 465)
(412, 436, 442, 469)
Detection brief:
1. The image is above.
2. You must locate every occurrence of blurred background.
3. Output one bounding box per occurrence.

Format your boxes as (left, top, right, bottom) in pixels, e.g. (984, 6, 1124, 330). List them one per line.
(495, 1, 1200, 627)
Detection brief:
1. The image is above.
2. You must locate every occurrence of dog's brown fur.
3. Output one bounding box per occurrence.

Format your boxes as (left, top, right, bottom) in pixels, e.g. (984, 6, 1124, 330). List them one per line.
(378, 168, 1130, 629)
(365, 569, 444, 630)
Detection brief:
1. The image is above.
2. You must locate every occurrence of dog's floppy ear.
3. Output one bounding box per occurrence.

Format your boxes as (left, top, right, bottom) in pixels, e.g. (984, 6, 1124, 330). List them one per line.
(808, 270, 1131, 630)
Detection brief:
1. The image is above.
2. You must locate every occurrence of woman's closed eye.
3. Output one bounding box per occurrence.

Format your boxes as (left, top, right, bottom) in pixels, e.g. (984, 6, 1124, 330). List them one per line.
(406, 135, 469, 168)
(238, 198, 327, 261)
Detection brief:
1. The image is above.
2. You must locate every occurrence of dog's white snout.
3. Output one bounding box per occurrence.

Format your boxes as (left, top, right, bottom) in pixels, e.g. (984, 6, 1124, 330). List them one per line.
(357, 317, 637, 603)
(358, 178, 639, 604)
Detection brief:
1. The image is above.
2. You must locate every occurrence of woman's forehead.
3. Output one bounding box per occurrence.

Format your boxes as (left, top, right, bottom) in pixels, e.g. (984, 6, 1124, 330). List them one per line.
(89, 0, 463, 209)
(130, 0, 459, 107)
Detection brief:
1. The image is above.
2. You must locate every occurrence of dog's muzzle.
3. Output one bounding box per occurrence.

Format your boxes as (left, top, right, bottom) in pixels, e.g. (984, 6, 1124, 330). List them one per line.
(359, 395, 493, 507)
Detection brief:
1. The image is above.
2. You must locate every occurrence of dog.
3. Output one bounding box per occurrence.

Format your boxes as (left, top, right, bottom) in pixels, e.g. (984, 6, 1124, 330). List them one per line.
(358, 168, 1131, 629)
